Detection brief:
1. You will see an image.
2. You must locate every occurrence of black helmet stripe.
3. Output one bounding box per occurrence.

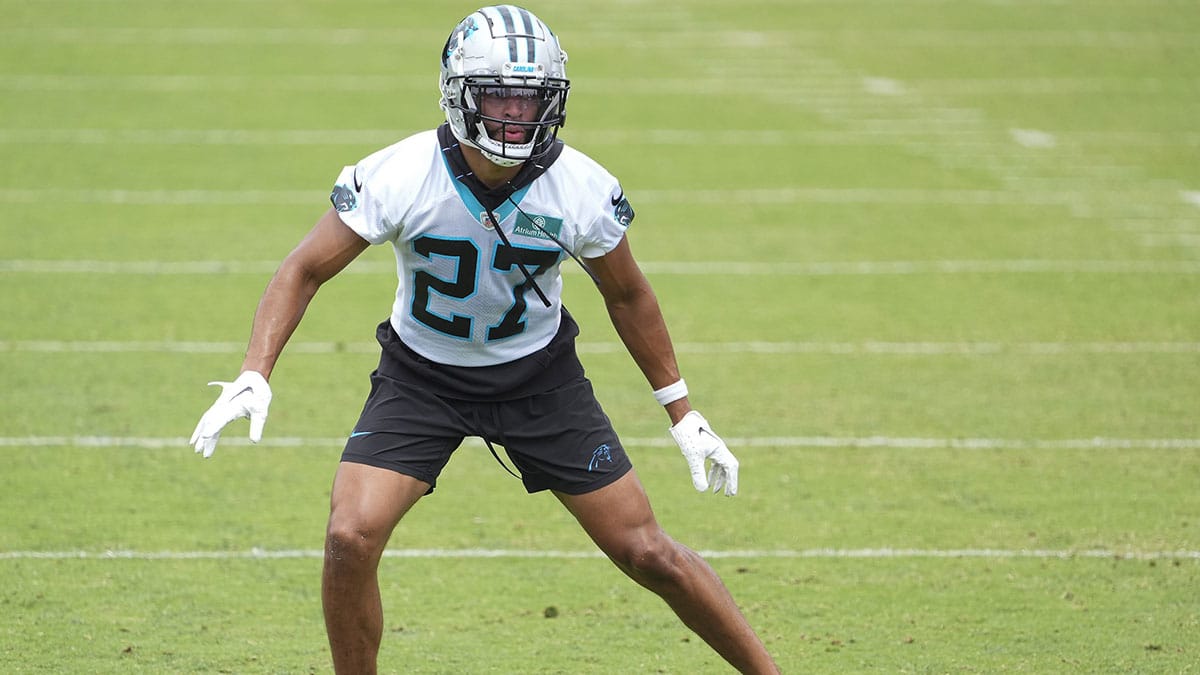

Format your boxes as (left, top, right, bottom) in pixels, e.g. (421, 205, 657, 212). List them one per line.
(493, 5, 538, 64)
(514, 6, 537, 62)
(495, 5, 519, 62)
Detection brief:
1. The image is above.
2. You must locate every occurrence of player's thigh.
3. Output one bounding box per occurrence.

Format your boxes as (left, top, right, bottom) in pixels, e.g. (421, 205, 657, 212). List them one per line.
(327, 461, 430, 542)
(554, 470, 665, 555)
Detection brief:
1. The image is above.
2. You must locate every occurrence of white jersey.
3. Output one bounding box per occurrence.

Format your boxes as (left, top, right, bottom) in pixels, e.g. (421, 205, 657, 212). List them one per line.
(331, 128, 631, 367)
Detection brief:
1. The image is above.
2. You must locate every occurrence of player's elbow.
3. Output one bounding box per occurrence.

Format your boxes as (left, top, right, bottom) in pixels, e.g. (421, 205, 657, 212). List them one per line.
(603, 281, 656, 315)
(275, 252, 327, 297)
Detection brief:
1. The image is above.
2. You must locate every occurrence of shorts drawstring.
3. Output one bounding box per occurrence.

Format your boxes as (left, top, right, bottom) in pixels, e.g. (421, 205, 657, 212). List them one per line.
(473, 406, 522, 480)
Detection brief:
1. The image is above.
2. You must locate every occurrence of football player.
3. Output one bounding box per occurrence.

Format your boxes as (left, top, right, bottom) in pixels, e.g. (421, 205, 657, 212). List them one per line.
(190, 5, 778, 673)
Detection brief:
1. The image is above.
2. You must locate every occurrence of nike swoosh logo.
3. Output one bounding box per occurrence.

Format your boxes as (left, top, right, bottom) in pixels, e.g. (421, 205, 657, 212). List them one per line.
(349, 431, 373, 438)
(610, 190, 624, 207)
(353, 166, 363, 192)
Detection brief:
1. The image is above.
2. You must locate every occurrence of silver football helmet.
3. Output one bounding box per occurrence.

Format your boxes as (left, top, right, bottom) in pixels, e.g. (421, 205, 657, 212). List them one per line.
(439, 5, 569, 167)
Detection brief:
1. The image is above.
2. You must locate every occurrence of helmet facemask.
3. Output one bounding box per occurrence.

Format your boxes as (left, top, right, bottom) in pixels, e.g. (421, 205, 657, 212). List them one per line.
(450, 77, 568, 167)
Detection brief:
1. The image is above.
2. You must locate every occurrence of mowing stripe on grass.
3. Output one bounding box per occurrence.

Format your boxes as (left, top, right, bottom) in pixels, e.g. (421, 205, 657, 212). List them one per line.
(4, 340, 1200, 355)
(3, 436, 1199, 450)
(1, 548, 1197, 561)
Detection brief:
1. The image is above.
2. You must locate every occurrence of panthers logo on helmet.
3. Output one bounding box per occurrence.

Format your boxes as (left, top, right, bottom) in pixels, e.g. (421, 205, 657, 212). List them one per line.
(442, 16, 479, 64)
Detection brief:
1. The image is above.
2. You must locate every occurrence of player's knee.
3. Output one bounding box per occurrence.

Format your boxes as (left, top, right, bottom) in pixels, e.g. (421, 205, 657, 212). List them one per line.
(615, 533, 687, 586)
(324, 518, 387, 568)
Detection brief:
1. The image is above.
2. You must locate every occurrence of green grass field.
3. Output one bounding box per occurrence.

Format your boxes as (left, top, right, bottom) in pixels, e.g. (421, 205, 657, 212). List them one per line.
(3, 0, 1199, 672)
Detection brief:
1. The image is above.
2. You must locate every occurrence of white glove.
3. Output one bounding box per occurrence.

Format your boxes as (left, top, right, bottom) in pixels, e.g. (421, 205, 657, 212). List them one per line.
(189, 371, 272, 458)
(669, 410, 739, 496)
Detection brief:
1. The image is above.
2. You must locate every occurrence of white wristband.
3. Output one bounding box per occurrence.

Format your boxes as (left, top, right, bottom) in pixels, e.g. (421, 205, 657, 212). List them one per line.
(653, 379, 688, 406)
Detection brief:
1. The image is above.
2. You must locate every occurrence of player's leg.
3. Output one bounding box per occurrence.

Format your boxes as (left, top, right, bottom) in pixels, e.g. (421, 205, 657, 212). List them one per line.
(323, 362, 473, 673)
(494, 374, 777, 670)
(555, 472, 780, 674)
(322, 461, 430, 674)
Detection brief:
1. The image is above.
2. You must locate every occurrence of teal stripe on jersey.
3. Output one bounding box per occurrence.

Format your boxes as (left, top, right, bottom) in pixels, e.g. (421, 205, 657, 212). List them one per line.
(439, 150, 532, 228)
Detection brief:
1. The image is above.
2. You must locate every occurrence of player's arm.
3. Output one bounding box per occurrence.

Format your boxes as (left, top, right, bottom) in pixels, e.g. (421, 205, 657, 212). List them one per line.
(586, 235, 689, 423)
(587, 235, 739, 496)
(189, 208, 369, 457)
(242, 208, 370, 378)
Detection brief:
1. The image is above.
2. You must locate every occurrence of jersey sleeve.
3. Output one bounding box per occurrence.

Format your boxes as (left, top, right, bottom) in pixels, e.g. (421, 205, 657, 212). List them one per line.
(576, 179, 635, 259)
(328, 132, 437, 245)
(330, 163, 396, 245)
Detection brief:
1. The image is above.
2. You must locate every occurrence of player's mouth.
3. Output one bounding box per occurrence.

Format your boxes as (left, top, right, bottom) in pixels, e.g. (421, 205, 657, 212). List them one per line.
(501, 125, 529, 143)
(484, 119, 532, 145)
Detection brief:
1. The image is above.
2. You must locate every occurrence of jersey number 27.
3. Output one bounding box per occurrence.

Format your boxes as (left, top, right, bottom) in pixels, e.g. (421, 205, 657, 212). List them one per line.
(411, 235, 560, 342)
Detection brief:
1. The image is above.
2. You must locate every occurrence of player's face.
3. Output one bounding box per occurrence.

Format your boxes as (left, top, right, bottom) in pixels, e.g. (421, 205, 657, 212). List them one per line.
(477, 86, 541, 143)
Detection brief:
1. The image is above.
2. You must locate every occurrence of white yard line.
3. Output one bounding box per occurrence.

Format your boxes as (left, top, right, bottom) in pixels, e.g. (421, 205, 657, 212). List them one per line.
(5, 258, 1200, 275)
(0, 128, 409, 145)
(0, 188, 317, 205)
(0, 127, 1040, 147)
(1, 547, 1196, 561)
(0, 128, 1195, 147)
(3, 340, 1200, 355)
(3, 436, 1198, 450)
(0, 74, 1192, 95)
(1, 27, 1193, 48)
(1, 186, 1190, 208)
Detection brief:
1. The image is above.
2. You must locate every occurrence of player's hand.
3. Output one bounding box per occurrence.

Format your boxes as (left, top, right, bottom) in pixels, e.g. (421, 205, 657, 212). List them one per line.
(669, 410, 739, 496)
(189, 371, 272, 458)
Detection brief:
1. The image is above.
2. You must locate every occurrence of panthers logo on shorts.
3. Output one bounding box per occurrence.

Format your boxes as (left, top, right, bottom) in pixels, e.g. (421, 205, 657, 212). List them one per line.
(588, 444, 613, 472)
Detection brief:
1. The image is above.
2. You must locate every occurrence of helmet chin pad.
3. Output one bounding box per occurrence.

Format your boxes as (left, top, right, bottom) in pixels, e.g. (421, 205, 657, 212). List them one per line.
(481, 148, 525, 168)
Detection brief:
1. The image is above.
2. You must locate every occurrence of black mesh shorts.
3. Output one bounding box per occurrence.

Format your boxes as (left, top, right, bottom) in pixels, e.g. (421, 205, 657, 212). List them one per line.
(341, 371, 633, 495)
